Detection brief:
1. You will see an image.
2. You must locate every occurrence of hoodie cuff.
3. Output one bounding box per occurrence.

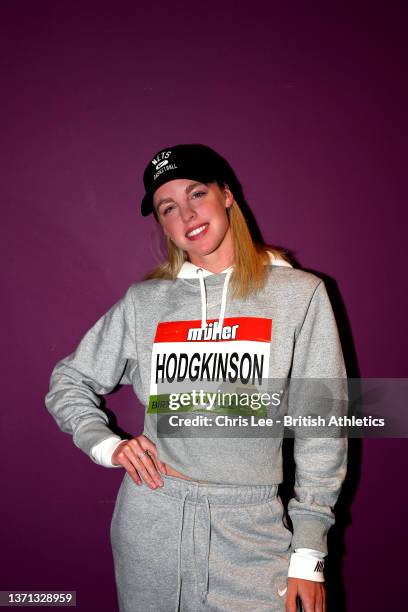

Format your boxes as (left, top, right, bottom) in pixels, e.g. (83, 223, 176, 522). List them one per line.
(288, 513, 331, 555)
(288, 550, 325, 582)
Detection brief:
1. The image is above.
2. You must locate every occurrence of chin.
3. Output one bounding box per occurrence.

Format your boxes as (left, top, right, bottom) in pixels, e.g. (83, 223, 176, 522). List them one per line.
(187, 241, 224, 259)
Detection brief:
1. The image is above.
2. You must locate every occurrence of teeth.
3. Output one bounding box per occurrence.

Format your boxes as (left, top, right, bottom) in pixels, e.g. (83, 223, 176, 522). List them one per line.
(187, 224, 208, 238)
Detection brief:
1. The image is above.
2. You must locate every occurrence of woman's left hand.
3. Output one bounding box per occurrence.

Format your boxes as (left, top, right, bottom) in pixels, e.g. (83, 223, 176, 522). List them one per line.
(285, 577, 326, 612)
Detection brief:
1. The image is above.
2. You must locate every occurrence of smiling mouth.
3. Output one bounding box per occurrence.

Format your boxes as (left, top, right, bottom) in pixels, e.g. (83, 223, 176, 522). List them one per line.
(186, 223, 209, 239)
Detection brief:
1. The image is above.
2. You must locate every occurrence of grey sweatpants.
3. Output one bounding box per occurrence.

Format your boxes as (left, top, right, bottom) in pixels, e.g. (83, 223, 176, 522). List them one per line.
(110, 473, 292, 612)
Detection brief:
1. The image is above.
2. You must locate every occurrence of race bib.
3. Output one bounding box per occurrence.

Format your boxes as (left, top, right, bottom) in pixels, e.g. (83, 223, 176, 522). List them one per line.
(148, 316, 272, 416)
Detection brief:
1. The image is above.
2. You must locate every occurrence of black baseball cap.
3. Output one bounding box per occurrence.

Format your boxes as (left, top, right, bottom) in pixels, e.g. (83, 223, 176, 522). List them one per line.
(140, 143, 235, 216)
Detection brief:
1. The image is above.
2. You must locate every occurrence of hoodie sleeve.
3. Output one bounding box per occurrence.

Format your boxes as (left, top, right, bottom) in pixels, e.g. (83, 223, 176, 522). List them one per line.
(44, 284, 137, 464)
(287, 280, 348, 555)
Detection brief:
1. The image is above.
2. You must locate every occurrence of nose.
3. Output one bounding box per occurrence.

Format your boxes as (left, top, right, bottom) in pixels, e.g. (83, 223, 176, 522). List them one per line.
(179, 202, 196, 223)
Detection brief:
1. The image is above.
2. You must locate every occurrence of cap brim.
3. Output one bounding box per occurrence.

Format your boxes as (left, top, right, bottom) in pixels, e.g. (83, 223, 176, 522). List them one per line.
(141, 190, 155, 216)
(140, 170, 220, 217)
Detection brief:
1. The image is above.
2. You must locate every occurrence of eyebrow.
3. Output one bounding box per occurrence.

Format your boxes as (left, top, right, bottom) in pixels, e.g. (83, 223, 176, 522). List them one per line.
(155, 182, 206, 211)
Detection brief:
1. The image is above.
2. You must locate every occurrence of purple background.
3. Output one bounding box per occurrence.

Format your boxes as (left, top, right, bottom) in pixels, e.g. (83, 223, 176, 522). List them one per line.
(1, 2, 407, 610)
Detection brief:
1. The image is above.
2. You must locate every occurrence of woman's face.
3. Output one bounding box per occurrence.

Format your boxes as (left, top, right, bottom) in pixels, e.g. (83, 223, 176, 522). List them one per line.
(152, 178, 234, 264)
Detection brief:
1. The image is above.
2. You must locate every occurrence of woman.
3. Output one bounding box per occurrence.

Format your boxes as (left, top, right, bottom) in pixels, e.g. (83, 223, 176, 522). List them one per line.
(45, 144, 348, 612)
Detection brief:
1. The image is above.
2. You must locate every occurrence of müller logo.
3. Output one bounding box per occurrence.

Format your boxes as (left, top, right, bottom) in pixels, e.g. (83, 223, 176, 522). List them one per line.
(187, 322, 240, 341)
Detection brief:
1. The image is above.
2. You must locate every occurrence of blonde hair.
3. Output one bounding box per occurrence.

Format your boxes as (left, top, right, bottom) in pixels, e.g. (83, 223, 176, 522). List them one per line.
(144, 193, 292, 301)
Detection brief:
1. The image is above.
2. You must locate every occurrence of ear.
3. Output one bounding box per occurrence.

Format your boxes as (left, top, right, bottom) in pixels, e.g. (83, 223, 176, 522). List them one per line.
(223, 184, 234, 208)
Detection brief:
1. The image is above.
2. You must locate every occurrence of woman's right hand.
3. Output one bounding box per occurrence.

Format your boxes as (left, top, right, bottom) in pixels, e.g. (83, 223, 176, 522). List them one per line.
(111, 435, 168, 489)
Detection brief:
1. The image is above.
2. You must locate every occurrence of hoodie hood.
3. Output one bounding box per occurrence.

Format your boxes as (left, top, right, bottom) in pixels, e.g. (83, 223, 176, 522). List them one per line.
(176, 250, 292, 279)
(176, 251, 292, 330)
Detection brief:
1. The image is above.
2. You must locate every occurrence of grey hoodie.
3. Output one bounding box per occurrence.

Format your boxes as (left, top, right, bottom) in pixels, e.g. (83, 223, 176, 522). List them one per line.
(45, 252, 347, 554)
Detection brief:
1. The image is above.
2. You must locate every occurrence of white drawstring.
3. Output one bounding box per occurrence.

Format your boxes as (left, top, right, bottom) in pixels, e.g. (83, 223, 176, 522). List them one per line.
(175, 491, 188, 612)
(195, 267, 233, 330)
(200, 495, 211, 603)
(196, 268, 207, 329)
(218, 268, 233, 329)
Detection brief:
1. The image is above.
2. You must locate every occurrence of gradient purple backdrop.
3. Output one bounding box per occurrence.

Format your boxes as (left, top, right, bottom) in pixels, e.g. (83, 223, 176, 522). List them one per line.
(1, 2, 407, 611)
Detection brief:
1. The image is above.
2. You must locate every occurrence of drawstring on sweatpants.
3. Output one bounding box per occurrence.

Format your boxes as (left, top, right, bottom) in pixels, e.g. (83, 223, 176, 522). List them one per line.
(175, 491, 188, 612)
(196, 267, 233, 330)
(174, 491, 212, 610)
(200, 495, 211, 603)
